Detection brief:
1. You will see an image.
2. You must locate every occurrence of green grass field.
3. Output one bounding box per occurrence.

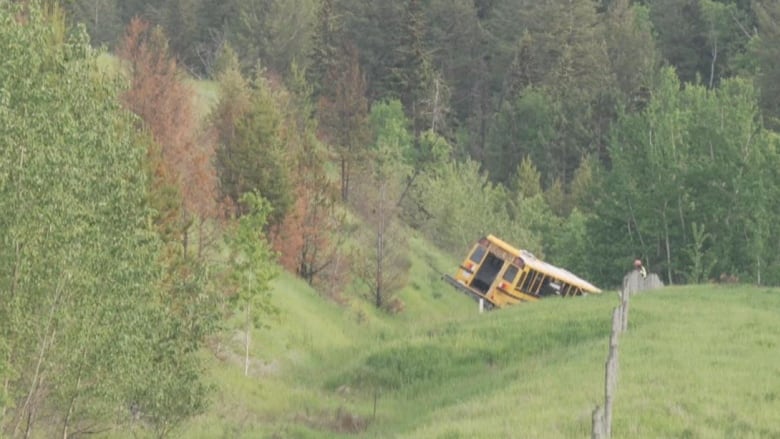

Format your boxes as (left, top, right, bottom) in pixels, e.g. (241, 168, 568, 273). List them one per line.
(179, 234, 780, 439)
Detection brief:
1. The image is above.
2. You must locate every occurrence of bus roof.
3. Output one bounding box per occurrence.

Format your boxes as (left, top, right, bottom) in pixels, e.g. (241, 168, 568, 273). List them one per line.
(486, 235, 602, 294)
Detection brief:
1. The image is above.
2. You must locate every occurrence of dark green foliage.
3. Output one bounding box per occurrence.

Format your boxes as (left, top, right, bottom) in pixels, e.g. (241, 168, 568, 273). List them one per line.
(307, 0, 339, 100)
(391, 0, 434, 136)
(648, 0, 753, 88)
(485, 88, 555, 186)
(338, 0, 404, 102)
(215, 72, 293, 224)
(226, 0, 316, 76)
(63, 0, 123, 46)
(604, 0, 659, 109)
(649, 0, 711, 85)
(753, 0, 780, 129)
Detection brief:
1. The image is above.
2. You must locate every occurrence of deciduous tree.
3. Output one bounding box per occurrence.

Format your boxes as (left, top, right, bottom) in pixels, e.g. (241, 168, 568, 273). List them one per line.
(0, 3, 209, 436)
(351, 101, 414, 310)
(225, 192, 278, 376)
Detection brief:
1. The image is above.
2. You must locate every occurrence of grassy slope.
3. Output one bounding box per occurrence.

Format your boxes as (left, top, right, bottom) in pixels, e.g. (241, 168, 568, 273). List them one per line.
(181, 232, 780, 438)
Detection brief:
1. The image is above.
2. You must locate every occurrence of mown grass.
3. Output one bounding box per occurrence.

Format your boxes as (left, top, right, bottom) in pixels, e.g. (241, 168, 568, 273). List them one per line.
(180, 234, 780, 439)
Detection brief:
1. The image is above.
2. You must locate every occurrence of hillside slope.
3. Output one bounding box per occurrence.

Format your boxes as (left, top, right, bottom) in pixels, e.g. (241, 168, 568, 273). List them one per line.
(180, 229, 780, 438)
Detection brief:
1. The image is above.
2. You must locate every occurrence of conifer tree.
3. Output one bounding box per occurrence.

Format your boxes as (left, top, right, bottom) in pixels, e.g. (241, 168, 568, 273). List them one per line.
(308, 0, 339, 100)
(318, 42, 370, 202)
(753, 0, 780, 129)
(216, 70, 293, 224)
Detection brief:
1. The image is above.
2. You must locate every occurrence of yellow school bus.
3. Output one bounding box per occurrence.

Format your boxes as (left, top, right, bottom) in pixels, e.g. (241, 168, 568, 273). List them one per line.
(443, 235, 601, 310)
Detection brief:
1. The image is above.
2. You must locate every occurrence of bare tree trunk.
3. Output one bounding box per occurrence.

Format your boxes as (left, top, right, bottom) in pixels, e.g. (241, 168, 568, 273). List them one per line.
(709, 39, 717, 90)
(395, 168, 419, 209)
(244, 305, 251, 377)
(663, 207, 673, 285)
(375, 182, 387, 309)
(340, 157, 349, 202)
(14, 280, 64, 438)
(2, 377, 9, 419)
(23, 406, 36, 439)
(678, 195, 687, 245)
(61, 369, 83, 439)
(626, 198, 646, 256)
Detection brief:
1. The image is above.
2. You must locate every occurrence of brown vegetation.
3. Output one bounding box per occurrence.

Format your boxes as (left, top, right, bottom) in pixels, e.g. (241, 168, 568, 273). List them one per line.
(118, 17, 221, 256)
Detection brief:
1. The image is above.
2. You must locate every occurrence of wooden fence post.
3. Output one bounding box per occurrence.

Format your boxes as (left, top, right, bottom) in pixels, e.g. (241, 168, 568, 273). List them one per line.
(594, 295, 628, 439)
(620, 287, 630, 333)
(592, 405, 605, 439)
(604, 307, 621, 437)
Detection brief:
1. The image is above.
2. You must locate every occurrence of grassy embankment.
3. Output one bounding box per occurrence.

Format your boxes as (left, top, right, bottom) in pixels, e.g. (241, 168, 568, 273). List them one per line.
(180, 231, 780, 438)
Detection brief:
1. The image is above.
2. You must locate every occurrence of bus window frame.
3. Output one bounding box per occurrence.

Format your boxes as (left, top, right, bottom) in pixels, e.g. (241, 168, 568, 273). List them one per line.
(531, 273, 546, 294)
(469, 245, 487, 265)
(502, 264, 519, 284)
(520, 269, 536, 294)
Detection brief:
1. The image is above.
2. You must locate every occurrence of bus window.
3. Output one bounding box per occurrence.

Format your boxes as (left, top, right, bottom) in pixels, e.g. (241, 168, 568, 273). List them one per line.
(458, 244, 487, 281)
(516, 270, 528, 291)
(502, 265, 519, 284)
(469, 245, 486, 265)
(531, 274, 547, 294)
(521, 270, 537, 293)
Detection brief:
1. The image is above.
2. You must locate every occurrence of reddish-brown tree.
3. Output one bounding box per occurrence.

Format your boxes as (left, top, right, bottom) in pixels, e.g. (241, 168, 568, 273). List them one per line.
(270, 81, 346, 295)
(117, 17, 220, 257)
(271, 141, 343, 289)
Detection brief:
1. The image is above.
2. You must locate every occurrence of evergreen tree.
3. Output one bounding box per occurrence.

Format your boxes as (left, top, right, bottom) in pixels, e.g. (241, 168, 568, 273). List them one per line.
(391, 0, 434, 137)
(648, 0, 710, 85)
(483, 0, 612, 186)
(424, 0, 484, 128)
(216, 70, 293, 224)
(318, 42, 370, 202)
(226, 0, 316, 76)
(308, 0, 339, 100)
(63, 0, 122, 46)
(753, 0, 780, 129)
(485, 88, 555, 186)
(604, 0, 659, 109)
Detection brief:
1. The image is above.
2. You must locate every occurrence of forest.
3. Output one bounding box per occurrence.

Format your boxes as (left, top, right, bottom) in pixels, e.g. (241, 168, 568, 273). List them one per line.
(2, 0, 780, 436)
